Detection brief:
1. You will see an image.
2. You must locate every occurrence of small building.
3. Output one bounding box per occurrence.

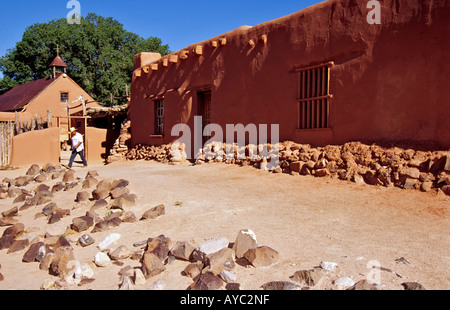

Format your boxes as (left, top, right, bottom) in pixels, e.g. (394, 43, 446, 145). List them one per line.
(129, 0, 450, 157)
(0, 54, 101, 144)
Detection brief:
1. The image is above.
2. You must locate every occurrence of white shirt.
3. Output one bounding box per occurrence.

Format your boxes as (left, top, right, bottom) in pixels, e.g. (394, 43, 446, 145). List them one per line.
(71, 132, 84, 152)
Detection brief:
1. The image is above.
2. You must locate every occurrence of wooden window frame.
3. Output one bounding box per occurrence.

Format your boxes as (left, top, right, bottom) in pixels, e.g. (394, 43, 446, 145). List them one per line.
(296, 62, 334, 130)
(154, 99, 164, 136)
(60, 92, 69, 104)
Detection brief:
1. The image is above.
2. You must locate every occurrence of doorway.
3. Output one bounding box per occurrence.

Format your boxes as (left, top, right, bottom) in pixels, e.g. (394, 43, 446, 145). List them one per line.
(197, 90, 211, 146)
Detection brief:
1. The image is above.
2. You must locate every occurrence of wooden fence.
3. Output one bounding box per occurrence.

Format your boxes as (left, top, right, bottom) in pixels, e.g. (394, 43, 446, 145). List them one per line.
(0, 114, 50, 167)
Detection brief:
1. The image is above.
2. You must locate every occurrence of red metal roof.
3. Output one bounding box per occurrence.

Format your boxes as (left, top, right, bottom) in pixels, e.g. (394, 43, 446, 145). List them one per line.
(49, 55, 67, 67)
(0, 75, 60, 112)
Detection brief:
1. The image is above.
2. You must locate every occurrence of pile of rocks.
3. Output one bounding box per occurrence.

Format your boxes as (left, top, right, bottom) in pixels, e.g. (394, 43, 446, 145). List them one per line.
(106, 119, 132, 164)
(125, 141, 450, 195)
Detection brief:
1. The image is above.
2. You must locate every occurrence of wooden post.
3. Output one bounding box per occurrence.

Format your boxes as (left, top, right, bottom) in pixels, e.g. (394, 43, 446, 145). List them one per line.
(47, 110, 52, 128)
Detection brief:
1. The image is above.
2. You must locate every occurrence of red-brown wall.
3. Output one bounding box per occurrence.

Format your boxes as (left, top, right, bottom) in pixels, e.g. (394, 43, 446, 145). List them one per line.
(129, 0, 450, 152)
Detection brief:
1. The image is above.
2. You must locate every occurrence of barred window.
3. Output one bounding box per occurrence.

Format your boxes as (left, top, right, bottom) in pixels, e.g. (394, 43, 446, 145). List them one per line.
(297, 62, 333, 129)
(154, 99, 164, 135)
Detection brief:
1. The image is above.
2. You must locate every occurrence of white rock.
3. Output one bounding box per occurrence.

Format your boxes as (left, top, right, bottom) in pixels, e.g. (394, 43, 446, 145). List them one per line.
(220, 270, 237, 283)
(233, 229, 257, 258)
(148, 279, 166, 290)
(333, 276, 355, 288)
(94, 252, 111, 267)
(98, 233, 121, 251)
(192, 237, 229, 261)
(320, 261, 338, 271)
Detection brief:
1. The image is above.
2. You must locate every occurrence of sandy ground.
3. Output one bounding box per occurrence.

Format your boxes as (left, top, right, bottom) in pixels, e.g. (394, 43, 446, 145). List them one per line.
(0, 158, 449, 290)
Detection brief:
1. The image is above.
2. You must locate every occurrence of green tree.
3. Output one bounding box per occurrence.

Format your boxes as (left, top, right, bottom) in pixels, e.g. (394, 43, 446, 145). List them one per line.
(0, 13, 170, 104)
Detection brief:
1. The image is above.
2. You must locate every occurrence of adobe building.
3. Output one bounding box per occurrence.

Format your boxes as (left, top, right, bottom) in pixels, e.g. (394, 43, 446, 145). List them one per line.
(0, 54, 111, 167)
(129, 0, 450, 157)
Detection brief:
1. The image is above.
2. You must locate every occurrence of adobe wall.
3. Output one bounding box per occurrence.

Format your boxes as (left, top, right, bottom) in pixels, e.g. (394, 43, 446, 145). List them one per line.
(85, 126, 109, 163)
(129, 0, 450, 152)
(9, 127, 60, 167)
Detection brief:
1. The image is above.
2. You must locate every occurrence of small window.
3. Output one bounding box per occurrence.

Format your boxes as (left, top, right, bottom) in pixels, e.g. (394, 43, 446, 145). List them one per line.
(154, 99, 164, 135)
(60, 92, 69, 103)
(296, 62, 333, 129)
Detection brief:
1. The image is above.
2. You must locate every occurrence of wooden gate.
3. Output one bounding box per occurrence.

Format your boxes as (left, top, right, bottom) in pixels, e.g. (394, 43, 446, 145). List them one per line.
(0, 122, 14, 167)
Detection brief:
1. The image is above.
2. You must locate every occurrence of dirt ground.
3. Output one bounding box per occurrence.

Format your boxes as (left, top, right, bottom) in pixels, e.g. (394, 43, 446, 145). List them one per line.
(0, 159, 449, 290)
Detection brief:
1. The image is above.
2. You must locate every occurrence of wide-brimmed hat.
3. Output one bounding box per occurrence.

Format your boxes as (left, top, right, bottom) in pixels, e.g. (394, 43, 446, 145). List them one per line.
(69, 127, 76, 133)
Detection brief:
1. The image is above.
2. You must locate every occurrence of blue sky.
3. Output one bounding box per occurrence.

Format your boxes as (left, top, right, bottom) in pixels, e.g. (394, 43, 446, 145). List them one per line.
(0, 0, 323, 58)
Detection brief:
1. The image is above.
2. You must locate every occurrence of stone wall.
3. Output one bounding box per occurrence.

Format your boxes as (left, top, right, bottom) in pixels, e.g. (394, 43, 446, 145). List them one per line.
(125, 141, 450, 196)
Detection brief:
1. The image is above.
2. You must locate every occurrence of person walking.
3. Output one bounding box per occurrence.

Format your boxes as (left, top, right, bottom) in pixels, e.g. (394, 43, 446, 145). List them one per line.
(68, 127, 88, 168)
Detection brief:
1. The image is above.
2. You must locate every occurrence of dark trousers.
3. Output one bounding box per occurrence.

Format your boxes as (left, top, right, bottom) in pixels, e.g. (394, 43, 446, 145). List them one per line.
(68, 149, 88, 168)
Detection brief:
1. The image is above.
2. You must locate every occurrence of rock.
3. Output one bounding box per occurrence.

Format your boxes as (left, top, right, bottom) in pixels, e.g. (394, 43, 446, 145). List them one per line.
(145, 235, 172, 261)
(26, 164, 41, 176)
(110, 186, 130, 199)
(91, 217, 122, 233)
(191, 237, 230, 262)
(122, 211, 137, 223)
(119, 276, 134, 290)
(91, 189, 109, 200)
(96, 179, 112, 192)
(2, 222, 25, 237)
(14, 176, 30, 187)
(97, 233, 121, 251)
(320, 261, 338, 271)
(314, 158, 328, 169)
(7, 239, 29, 254)
(47, 213, 61, 224)
(35, 245, 52, 262)
(50, 246, 76, 278)
(0, 188, 9, 199)
(261, 281, 301, 290)
(313, 168, 330, 177)
(62, 170, 76, 183)
(289, 161, 303, 173)
(86, 170, 99, 178)
(78, 234, 95, 247)
(170, 240, 195, 261)
(94, 252, 111, 267)
(133, 268, 146, 285)
(232, 229, 257, 259)
(53, 235, 72, 251)
(34, 173, 48, 183)
(399, 167, 420, 179)
(141, 252, 166, 279)
(82, 177, 98, 189)
(205, 247, 235, 275)
(0, 217, 18, 227)
(111, 179, 129, 189)
(2, 206, 18, 218)
(71, 216, 94, 233)
(148, 279, 166, 290)
(140, 204, 165, 220)
(430, 155, 450, 174)
(22, 241, 44, 262)
(189, 272, 223, 290)
(220, 270, 237, 283)
(76, 191, 90, 202)
(421, 181, 433, 192)
(401, 282, 426, 290)
(42, 202, 57, 216)
(183, 262, 204, 278)
(0, 235, 15, 250)
(91, 198, 108, 209)
(111, 193, 137, 210)
(243, 246, 279, 267)
(403, 178, 418, 189)
(226, 283, 241, 290)
(109, 245, 132, 260)
(348, 279, 378, 290)
(441, 185, 450, 196)
(333, 276, 355, 289)
(51, 182, 65, 193)
(290, 268, 324, 286)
